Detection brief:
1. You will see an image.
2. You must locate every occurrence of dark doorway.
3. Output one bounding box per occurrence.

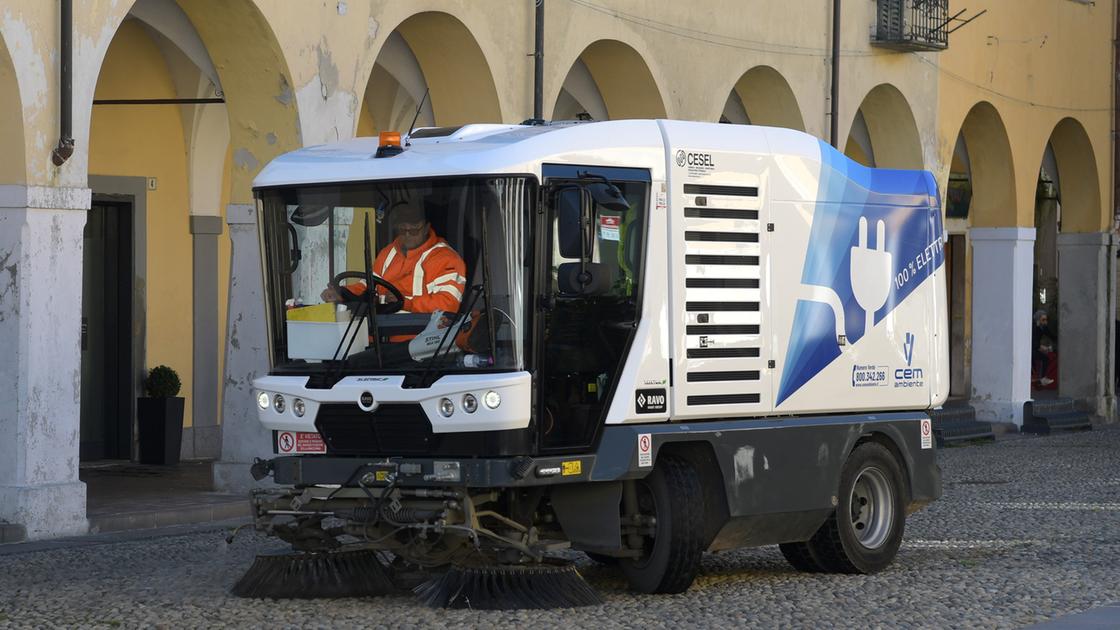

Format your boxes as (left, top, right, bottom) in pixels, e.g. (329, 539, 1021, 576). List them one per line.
(80, 198, 134, 460)
(947, 234, 968, 398)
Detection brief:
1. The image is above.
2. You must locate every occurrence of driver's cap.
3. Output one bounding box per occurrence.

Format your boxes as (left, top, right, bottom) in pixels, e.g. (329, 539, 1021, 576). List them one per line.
(391, 202, 426, 226)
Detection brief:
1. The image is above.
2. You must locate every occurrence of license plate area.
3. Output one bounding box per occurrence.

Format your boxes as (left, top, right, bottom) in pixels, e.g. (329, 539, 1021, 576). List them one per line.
(274, 430, 327, 454)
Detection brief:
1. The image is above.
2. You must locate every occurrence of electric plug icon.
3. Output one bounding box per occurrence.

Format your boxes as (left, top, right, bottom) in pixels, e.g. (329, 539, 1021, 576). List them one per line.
(850, 216, 892, 338)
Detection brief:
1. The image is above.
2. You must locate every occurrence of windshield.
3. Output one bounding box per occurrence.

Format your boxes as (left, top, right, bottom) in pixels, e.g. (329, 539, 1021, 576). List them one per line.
(257, 177, 533, 377)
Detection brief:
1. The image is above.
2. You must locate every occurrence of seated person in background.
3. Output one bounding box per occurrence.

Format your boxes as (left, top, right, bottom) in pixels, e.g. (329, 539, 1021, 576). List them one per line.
(321, 202, 466, 315)
(1032, 336, 1057, 389)
(1031, 310, 1058, 388)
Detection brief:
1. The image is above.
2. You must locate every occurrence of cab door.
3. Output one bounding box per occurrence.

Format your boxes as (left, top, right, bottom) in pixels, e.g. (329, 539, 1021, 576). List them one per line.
(536, 165, 650, 453)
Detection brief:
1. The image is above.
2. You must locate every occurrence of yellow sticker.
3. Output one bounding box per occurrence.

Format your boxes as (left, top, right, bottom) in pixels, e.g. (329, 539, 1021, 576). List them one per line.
(375, 470, 389, 482)
(562, 460, 582, 476)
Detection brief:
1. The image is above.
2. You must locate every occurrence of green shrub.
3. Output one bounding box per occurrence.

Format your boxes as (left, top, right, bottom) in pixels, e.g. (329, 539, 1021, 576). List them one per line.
(145, 365, 181, 398)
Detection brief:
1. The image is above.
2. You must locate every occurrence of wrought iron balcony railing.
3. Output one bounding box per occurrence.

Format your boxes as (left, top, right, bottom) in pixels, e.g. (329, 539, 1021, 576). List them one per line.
(873, 0, 950, 52)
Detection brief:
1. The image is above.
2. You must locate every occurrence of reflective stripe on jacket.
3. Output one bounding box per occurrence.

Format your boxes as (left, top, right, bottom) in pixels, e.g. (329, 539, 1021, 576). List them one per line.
(373, 227, 466, 314)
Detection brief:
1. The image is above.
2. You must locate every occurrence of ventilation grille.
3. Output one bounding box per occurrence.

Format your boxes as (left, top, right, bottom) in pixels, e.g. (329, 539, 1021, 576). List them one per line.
(315, 403, 435, 456)
(681, 186, 765, 409)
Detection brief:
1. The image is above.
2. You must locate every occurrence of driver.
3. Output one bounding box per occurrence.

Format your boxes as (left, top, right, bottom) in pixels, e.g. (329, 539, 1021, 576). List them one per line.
(320, 202, 466, 315)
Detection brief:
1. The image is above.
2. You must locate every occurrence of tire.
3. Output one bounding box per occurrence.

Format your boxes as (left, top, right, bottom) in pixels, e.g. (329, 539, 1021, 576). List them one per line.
(778, 541, 826, 573)
(619, 454, 705, 594)
(809, 441, 906, 574)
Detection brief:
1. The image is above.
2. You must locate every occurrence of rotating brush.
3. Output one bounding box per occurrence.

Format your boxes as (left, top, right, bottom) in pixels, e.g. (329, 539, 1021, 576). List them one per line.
(231, 549, 396, 599)
(414, 562, 603, 610)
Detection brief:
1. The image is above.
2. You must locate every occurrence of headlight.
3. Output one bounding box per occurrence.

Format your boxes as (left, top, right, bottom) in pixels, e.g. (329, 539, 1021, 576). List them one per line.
(462, 393, 478, 414)
(439, 398, 455, 417)
(292, 398, 306, 417)
(273, 394, 286, 413)
(483, 391, 501, 409)
(257, 392, 270, 409)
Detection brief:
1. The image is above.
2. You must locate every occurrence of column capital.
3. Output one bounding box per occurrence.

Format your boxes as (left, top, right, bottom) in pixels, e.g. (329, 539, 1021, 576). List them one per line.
(1056, 231, 1116, 247)
(0, 185, 91, 211)
(189, 215, 224, 235)
(227, 203, 257, 225)
(969, 227, 1036, 243)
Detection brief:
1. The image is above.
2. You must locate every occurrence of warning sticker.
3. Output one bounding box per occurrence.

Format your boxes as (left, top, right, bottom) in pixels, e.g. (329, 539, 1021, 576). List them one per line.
(562, 460, 582, 476)
(599, 215, 621, 241)
(656, 191, 667, 211)
(920, 419, 933, 450)
(637, 433, 653, 468)
(277, 431, 327, 454)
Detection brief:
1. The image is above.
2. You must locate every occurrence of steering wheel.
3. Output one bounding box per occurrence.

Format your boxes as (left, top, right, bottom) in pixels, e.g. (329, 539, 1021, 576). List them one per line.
(330, 271, 404, 314)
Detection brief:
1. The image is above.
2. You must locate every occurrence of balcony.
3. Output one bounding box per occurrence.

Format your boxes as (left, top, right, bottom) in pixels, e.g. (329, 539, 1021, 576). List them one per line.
(872, 0, 950, 52)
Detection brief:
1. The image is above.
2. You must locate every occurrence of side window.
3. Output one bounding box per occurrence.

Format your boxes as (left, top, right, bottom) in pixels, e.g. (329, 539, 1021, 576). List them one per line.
(548, 181, 647, 299)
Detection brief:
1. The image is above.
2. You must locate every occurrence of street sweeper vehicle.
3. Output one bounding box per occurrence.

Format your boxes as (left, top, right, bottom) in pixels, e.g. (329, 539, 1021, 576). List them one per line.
(236, 119, 946, 607)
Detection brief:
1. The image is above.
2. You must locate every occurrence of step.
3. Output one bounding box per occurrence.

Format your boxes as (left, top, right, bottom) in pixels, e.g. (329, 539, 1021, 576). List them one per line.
(1026, 396, 1080, 416)
(1022, 398, 1093, 435)
(0, 522, 26, 545)
(928, 405, 995, 447)
(87, 495, 249, 534)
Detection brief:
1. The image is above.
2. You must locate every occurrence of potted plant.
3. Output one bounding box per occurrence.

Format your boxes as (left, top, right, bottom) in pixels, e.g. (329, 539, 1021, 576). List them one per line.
(137, 365, 184, 465)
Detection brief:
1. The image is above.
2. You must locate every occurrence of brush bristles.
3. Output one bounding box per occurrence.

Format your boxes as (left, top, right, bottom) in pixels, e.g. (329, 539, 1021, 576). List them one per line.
(231, 550, 396, 599)
(414, 564, 603, 610)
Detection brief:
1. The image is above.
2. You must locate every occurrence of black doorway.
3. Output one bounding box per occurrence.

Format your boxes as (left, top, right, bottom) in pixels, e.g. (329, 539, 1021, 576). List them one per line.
(80, 197, 134, 460)
(946, 234, 968, 398)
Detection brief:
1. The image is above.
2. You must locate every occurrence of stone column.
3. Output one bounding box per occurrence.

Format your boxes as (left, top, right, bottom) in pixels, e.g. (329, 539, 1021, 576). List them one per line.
(970, 227, 1036, 427)
(0, 185, 90, 539)
(212, 203, 274, 494)
(1057, 231, 1117, 421)
(186, 215, 224, 459)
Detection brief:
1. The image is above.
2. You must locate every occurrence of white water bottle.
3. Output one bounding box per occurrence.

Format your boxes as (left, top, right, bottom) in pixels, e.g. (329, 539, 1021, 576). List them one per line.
(461, 354, 492, 368)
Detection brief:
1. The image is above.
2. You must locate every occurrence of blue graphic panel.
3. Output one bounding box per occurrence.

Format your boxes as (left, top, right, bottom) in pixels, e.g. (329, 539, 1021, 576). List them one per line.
(775, 142, 945, 406)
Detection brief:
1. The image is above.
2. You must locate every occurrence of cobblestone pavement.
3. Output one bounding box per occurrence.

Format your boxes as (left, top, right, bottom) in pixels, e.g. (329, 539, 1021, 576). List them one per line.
(2, 426, 1119, 629)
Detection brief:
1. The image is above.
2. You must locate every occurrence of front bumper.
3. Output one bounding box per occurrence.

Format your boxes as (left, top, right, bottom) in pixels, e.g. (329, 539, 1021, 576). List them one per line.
(268, 453, 596, 488)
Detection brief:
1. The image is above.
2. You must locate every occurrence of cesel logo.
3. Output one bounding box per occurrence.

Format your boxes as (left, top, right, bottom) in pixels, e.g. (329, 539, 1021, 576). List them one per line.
(675, 150, 715, 168)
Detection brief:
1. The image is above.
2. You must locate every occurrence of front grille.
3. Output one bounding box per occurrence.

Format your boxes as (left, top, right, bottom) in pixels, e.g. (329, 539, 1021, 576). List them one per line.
(315, 403, 435, 456)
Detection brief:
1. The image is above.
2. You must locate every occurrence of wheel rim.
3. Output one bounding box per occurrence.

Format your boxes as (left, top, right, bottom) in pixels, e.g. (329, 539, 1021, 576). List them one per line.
(849, 465, 894, 549)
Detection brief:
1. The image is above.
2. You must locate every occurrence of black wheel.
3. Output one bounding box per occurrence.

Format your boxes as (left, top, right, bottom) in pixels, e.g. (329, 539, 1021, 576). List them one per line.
(778, 541, 826, 573)
(619, 454, 705, 594)
(809, 442, 906, 574)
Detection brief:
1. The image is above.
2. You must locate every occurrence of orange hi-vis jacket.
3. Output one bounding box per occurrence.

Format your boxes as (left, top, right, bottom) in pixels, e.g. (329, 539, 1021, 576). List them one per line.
(371, 228, 466, 314)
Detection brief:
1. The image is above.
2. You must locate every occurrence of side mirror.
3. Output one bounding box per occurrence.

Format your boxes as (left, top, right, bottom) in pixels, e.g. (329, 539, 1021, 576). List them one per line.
(588, 182, 630, 212)
(556, 188, 584, 259)
(289, 204, 331, 227)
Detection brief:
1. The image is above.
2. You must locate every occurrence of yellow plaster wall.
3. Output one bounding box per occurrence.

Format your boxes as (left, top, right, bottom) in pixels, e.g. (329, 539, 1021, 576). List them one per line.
(938, 0, 1113, 231)
(88, 20, 194, 427)
(0, 37, 24, 184)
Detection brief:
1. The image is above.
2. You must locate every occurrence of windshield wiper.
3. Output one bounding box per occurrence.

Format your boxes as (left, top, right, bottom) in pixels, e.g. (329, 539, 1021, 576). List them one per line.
(361, 213, 383, 368)
(327, 299, 367, 385)
(325, 213, 382, 386)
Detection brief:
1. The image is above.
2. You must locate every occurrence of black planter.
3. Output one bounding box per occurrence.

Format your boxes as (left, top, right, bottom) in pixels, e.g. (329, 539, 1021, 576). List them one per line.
(137, 397, 185, 465)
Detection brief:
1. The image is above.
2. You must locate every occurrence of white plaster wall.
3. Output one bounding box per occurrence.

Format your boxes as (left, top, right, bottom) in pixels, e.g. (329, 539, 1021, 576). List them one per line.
(970, 227, 1037, 426)
(0, 186, 90, 538)
(1058, 232, 1117, 419)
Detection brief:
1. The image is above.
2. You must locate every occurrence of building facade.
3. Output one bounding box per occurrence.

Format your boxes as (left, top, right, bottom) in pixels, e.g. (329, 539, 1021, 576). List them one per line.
(0, 0, 1114, 538)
